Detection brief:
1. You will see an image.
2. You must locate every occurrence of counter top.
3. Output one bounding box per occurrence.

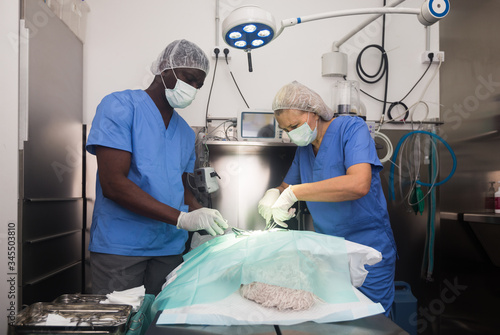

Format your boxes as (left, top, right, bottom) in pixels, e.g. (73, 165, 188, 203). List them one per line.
(440, 212, 460, 221)
(440, 212, 500, 224)
(205, 140, 295, 147)
(463, 213, 500, 224)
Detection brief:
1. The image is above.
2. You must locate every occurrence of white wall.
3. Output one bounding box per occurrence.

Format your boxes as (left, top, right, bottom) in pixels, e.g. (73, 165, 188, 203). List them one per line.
(0, 0, 20, 333)
(83, 0, 441, 127)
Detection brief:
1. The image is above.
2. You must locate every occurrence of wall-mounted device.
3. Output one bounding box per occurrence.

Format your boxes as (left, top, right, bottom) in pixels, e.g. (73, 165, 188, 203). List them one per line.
(237, 109, 289, 142)
(194, 167, 220, 194)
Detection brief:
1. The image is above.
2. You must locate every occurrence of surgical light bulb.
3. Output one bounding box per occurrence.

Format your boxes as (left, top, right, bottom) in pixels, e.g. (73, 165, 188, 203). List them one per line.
(229, 31, 242, 39)
(251, 39, 264, 47)
(257, 29, 271, 37)
(235, 40, 247, 47)
(243, 24, 257, 33)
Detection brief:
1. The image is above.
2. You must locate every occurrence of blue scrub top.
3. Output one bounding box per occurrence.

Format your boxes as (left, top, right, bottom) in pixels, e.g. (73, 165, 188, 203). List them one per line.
(86, 90, 195, 256)
(284, 115, 397, 314)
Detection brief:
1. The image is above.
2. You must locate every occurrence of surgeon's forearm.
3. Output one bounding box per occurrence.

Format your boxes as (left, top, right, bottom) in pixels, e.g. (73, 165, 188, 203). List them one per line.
(96, 146, 180, 225)
(184, 191, 202, 211)
(291, 176, 366, 202)
(290, 163, 372, 202)
(102, 177, 181, 225)
(183, 174, 203, 212)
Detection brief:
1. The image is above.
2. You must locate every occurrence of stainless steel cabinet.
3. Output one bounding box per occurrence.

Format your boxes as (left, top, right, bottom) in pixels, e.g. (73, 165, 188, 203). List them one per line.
(19, 0, 84, 305)
(206, 141, 297, 230)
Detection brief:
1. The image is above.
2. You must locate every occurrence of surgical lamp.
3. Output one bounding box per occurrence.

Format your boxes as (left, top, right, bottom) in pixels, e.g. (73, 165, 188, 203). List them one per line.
(222, 0, 450, 72)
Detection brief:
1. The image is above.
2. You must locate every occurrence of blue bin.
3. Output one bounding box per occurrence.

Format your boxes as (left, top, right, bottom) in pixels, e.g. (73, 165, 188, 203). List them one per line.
(391, 281, 417, 335)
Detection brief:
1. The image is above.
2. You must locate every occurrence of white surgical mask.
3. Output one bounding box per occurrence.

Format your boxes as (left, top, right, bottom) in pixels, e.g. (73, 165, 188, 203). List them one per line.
(161, 69, 197, 109)
(287, 113, 318, 146)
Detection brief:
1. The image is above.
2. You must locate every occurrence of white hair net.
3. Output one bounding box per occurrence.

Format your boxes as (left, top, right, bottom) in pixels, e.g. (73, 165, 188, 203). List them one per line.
(272, 81, 334, 121)
(151, 39, 210, 75)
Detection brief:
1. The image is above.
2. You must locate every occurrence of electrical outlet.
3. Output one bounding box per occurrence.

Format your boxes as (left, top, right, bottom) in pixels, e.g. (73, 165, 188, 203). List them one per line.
(212, 46, 231, 60)
(421, 51, 445, 64)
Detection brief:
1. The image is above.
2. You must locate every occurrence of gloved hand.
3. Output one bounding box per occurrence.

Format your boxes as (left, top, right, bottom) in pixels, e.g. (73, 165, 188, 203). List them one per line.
(258, 188, 280, 225)
(177, 208, 228, 236)
(271, 186, 298, 228)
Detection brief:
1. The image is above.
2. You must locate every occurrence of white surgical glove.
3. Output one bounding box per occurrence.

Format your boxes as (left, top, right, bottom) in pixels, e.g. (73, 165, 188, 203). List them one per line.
(258, 188, 280, 225)
(271, 186, 298, 228)
(176, 208, 228, 236)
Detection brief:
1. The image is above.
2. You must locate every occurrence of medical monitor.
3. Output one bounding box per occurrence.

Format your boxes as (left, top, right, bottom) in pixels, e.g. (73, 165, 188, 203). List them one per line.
(237, 110, 288, 142)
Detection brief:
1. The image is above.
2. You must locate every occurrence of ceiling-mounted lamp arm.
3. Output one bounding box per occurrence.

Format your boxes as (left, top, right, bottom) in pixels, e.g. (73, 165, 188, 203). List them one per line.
(273, 8, 419, 48)
(333, 0, 407, 50)
(280, 7, 420, 30)
(277, 0, 449, 42)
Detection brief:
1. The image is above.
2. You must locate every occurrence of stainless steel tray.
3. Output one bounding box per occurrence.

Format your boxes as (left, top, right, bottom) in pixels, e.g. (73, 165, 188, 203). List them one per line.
(9, 302, 132, 335)
(52, 294, 108, 305)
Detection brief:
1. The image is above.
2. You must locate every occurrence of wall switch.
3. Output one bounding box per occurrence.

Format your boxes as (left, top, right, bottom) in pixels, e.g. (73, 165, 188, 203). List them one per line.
(421, 51, 445, 64)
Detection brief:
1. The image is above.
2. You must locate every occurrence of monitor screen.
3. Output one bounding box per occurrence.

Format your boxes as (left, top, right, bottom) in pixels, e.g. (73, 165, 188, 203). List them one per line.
(240, 112, 276, 138)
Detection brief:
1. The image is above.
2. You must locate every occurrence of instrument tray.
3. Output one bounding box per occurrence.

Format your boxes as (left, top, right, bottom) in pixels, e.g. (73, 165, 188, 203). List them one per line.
(8, 302, 132, 335)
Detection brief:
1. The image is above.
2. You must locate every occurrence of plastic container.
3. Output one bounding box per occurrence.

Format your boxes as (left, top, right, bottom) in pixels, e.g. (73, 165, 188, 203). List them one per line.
(486, 181, 496, 212)
(332, 80, 362, 117)
(391, 281, 417, 335)
(495, 181, 500, 214)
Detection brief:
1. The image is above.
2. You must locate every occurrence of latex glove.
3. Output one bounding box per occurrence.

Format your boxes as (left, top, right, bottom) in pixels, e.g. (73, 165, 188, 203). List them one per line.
(257, 188, 280, 225)
(177, 208, 228, 236)
(271, 186, 298, 228)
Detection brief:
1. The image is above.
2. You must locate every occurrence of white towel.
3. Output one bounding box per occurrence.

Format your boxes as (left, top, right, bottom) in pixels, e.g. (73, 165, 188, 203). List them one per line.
(100, 285, 145, 311)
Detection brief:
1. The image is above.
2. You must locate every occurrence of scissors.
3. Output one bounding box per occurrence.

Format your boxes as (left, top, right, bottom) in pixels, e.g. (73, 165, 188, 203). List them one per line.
(266, 216, 288, 230)
(229, 216, 288, 237)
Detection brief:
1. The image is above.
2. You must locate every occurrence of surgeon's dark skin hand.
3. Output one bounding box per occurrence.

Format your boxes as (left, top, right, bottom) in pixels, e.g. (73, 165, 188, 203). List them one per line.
(95, 68, 207, 226)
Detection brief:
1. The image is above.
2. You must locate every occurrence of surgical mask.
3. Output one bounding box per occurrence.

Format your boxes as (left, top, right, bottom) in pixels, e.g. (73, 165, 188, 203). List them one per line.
(161, 69, 197, 109)
(287, 113, 318, 146)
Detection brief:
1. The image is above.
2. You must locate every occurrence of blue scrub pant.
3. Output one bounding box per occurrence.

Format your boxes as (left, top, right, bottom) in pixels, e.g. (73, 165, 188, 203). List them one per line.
(358, 249, 397, 316)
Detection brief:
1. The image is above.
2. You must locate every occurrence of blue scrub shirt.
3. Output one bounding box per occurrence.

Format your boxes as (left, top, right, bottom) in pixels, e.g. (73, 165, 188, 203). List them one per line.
(284, 115, 397, 315)
(86, 90, 195, 256)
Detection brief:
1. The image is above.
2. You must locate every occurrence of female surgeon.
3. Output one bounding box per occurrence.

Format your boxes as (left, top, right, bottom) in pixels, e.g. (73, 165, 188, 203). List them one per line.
(258, 81, 397, 316)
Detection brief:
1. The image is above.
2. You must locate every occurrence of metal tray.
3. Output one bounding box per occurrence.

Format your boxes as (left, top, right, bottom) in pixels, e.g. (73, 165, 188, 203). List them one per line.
(9, 302, 132, 335)
(52, 294, 108, 305)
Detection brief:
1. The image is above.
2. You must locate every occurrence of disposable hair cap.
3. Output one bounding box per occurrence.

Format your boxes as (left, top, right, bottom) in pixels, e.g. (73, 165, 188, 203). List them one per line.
(151, 39, 210, 75)
(272, 81, 334, 121)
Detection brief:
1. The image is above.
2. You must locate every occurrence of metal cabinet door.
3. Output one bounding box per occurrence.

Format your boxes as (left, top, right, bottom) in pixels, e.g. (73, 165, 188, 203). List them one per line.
(21, 0, 83, 200)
